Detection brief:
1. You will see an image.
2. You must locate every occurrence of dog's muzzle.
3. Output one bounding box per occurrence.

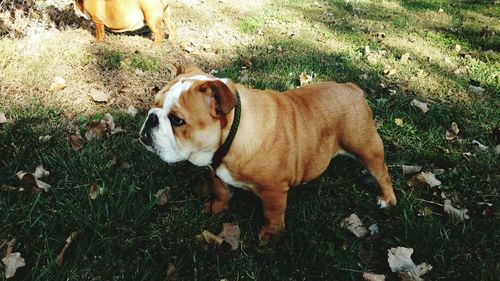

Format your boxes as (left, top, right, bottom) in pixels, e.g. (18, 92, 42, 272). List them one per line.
(139, 112, 159, 147)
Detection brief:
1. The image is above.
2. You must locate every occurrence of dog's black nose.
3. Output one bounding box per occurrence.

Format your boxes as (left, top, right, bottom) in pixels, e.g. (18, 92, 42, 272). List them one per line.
(146, 112, 159, 128)
(139, 113, 158, 146)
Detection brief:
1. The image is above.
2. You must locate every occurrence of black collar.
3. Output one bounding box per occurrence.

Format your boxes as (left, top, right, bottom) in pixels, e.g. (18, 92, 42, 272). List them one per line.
(210, 91, 241, 169)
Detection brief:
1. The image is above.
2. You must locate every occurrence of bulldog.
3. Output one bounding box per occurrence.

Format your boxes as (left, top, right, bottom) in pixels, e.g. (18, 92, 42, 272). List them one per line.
(74, 0, 175, 45)
(139, 66, 397, 240)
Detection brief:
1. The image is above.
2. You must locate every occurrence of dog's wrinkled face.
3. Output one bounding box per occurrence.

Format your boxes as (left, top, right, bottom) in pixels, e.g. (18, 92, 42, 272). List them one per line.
(139, 66, 236, 166)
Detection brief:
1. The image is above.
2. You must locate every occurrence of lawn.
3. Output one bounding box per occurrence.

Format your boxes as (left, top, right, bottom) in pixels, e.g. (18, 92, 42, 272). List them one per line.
(0, 0, 499, 280)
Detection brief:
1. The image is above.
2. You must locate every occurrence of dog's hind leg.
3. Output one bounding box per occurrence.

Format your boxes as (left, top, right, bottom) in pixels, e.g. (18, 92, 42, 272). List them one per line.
(342, 132, 397, 208)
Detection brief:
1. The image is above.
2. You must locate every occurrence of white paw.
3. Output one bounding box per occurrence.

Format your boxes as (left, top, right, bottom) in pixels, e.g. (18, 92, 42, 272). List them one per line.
(377, 197, 389, 208)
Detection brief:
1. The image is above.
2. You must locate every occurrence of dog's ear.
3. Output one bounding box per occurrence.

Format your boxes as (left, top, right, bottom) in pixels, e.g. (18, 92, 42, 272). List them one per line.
(198, 80, 236, 118)
(174, 64, 201, 77)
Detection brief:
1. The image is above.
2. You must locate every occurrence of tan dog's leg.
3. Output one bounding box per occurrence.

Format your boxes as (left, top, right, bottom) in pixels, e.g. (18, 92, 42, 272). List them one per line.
(163, 6, 175, 40)
(345, 133, 397, 207)
(145, 16, 163, 46)
(93, 21, 105, 42)
(203, 169, 232, 215)
(258, 187, 288, 241)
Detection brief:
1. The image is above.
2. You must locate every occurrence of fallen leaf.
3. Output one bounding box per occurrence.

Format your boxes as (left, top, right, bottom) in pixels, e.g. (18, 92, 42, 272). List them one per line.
(119, 85, 133, 94)
(444, 199, 469, 223)
(55, 232, 78, 269)
(359, 73, 369, 80)
(402, 165, 423, 175)
(445, 122, 459, 140)
(388, 247, 416, 272)
(410, 99, 429, 113)
(400, 53, 410, 63)
(388, 89, 397, 95)
(340, 213, 368, 238)
(395, 118, 404, 127)
(407, 172, 441, 188)
(384, 67, 396, 76)
(103, 113, 124, 135)
(312, 1, 322, 7)
(127, 105, 138, 117)
(468, 85, 485, 94)
(432, 168, 445, 176)
(363, 272, 385, 281)
(299, 72, 312, 86)
(49, 76, 66, 91)
(471, 140, 488, 151)
(154, 187, 170, 206)
(16, 171, 51, 192)
(443, 56, 451, 63)
(38, 135, 52, 142)
(106, 151, 118, 168)
(494, 144, 500, 155)
(69, 135, 84, 151)
(218, 223, 241, 250)
(399, 262, 433, 281)
(364, 45, 371, 55)
(368, 223, 379, 236)
(240, 55, 252, 68)
(33, 165, 49, 179)
(195, 230, 230, 246)
(89, 89, 110, 103)
(85, 120, 106, 141)
(89, 182, 99, 200)
(2, 239, 25, 279)
(166, 263, 177, 280)
(453, 44, 461, 52)
(0, 112, 7, 124)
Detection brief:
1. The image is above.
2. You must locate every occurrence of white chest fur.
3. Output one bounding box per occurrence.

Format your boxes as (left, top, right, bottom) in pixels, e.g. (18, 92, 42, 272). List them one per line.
(215, 165, 255, 192)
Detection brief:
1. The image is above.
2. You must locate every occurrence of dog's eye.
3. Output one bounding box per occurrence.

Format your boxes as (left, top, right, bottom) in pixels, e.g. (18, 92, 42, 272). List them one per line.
(168, 114, 185, 127)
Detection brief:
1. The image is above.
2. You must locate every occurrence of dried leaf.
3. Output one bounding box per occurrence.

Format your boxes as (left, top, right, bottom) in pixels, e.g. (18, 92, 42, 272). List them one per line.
(494, 144, 500, 155)
(299, 72, 312, 86)
(363, 272, 385, 281)
(2, 252, 25, 278)
(69, 135, 84, 151)
(85, 120, 106, 141)
(407, 172, 441, 188)
(471, 140, 488, 151)
(38, 135, 52, 142)
(103, 113, 124, 135)
(49, 76, 66, 91)
(468, 85, 485, 94)
(195, 230, 225, 247)
(399, 262, 433, 281)
(218, 223, 241, 250)
(89, 89, 110, 103)
(402, 165, 423, 175)
(127, 105, 138, 117)
(388, 247, 416, 272)
(2, 239, 25, 279)
(0, 112, 7, 124)
(340, 213, 368, 238)
(445, 122, 459, 140)
(444, 200, 469, 223)
(395, 118, 404, 127)
(410, 99, 429, 113)
(33, 165, 49, 179)
(368, 223, 379, 236)
(312, 1, 322, 7)
(166, 263, 177, 280)
(89, 182, 98, 200)
(119, 85, 133, 93)
(154, 187, 170, 206)
(400, 53, 410, 63)
(16, 171, 51, 192)
(55, 232, 78, 269)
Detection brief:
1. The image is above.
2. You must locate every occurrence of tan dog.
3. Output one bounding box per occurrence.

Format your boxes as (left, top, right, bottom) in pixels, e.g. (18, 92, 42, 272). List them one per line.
(74, 0, 175, 45)
(139, 66, 397, 240)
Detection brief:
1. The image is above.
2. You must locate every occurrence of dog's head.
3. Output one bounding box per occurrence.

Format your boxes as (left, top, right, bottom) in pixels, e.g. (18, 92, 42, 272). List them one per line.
(139, 65, 236, 166)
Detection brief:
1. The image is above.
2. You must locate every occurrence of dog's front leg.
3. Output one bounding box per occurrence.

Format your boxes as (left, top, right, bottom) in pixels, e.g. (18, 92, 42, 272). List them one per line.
(258, 186, 289, 241)
(203, 169, 232, 215)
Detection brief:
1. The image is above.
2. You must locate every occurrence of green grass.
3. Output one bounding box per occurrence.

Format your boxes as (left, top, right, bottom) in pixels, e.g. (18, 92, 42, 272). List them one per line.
(1, 0, 499, 280)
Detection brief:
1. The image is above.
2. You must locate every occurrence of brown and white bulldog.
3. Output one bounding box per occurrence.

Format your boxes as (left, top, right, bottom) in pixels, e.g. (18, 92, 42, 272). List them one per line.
(139, 66, 397, 241)
(74, 0, 175, 45)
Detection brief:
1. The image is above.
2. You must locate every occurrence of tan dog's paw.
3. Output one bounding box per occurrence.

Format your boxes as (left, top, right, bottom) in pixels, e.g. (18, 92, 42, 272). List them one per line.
(202, 200, 229, 215)
(377, 195, 397, 208)
(258, 224, 284, 242)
